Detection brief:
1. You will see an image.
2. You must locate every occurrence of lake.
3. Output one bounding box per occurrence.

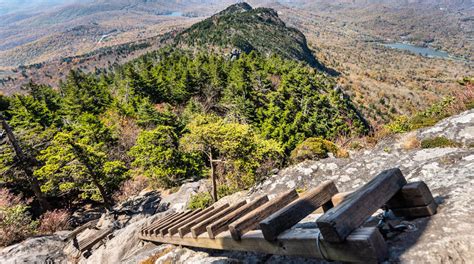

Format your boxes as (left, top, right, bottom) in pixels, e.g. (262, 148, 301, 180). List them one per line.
(167, 11, 183, 17)
(382, 43, 451, 59)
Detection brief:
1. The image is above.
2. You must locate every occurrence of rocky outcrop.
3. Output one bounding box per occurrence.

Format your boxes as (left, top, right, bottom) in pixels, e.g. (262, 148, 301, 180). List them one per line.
(1, 110, 472, 263)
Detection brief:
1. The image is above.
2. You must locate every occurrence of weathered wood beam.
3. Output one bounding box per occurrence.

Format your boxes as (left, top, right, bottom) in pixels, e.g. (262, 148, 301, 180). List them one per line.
(141, 212, 179, 235)
(140, 227, 387, 263)
(178, 203, 230, 238)
(191, 201, 246, 238)
(64, 219, 99, 241)
(206, 195, 269, 239)
(79, 228, 114, 252)
(386, 181, 437, 218)
(160, 209, 203, 237)
(331, 191, 353, 207)
(317, 168, 407, 242)
(391, 200, 437, 218)
(228, 189, 298, 240)
(386, 181, 434, 208)
(168, 206, 215, 236)
(260, 181, 338, 241)
(151, 210, 194, 235)
(143, 211, 186, 235)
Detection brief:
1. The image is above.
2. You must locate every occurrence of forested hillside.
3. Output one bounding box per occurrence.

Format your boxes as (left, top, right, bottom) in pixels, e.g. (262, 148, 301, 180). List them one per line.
(0, 42, 369, 244)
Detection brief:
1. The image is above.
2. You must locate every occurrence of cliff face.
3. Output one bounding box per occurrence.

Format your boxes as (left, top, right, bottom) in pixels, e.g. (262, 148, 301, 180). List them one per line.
(1, 110, 473, 263)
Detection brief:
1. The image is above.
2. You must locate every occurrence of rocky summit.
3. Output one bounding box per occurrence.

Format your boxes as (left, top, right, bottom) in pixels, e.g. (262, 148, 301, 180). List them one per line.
(1, 109, 472, 264)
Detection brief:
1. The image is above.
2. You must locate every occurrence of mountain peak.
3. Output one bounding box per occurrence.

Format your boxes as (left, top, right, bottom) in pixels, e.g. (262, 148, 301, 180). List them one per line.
(176, 3, 323, 69)
(218, 2, 253, 16)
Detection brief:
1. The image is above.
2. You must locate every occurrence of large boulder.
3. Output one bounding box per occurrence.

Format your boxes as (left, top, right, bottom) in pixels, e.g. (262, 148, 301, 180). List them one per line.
(0, 235, 67, 264)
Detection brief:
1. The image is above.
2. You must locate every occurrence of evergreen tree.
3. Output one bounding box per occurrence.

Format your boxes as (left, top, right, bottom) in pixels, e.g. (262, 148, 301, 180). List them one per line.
(129, 126, 202, 188)
(34, 114, 127, 208)
(60, 70, 111, 115)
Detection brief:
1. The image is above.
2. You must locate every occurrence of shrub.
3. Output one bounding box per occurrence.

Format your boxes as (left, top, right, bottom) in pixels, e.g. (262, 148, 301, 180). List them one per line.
(0, 189, 38, 246)
(187, 185, 239, 210)
(385, 115, 411, 133)
(420, 137, 460, 149)
(38, 209, 70, 234)
(187, 192, 213, 210)
(290, 137, 339, 163)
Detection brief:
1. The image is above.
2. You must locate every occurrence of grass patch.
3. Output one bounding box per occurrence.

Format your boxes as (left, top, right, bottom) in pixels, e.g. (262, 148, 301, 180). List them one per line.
(420, 137, 460, 149)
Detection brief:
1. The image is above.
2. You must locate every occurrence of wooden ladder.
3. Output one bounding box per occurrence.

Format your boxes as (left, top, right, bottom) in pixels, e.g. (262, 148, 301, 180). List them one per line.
(139, 168, 437, 263)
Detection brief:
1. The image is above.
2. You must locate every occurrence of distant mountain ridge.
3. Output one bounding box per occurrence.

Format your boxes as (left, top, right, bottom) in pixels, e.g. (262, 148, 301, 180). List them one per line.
(175, 3, 323, 68)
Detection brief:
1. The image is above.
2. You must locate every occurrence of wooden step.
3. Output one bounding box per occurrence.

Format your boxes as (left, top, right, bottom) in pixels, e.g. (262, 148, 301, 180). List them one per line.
(78, 228, 113, 252)
(141, 212, 179, 235)
(168, 206, 215, 236)
(177, 203, 230, 238)
(206, 195, 269, 239)
(317, 168, 407, 243)
(228, 189, 298, 240)
(191, 201, 246, 238)
(160, 209, 202, 237)
(151, 210, 194, 236)
(260, 181, 338, 241)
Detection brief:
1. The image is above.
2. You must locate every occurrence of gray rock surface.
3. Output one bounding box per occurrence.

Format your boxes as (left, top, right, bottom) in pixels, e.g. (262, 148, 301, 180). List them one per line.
(0, 235, 67, 264)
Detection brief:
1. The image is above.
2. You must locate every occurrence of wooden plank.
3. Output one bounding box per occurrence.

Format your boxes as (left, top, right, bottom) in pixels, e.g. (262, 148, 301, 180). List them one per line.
(151, 210, 194, 235)
(79, 228, 114, 252)
(260, 181, 338, 241)
(144, 211, 187, 235)
(391, 200, 437, 218)
(207, 195, 269, 239)
(386, 181, 434, 208)
(177, 203, 230, 238)
(142, 212, 183, 235)
(317, 168, 407, 243)
(228, 189, 298, 240)
(141, 212, 179, 235)
(160, 209, 203, 237)
(168, 206, 215, 236)
(191, 201, 246, 238)
(331, 191, 353, 207)
(139, 227, 387, 263)
(64, 219, 99, 241)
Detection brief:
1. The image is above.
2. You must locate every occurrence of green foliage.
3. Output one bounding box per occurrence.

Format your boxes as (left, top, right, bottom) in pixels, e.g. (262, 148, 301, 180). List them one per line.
(119, 49, 368, 154)
(187, 185, 239, 210)
(34, 114, 127, 203)
(187, 192, 213, 210)
(290, 137, 339, 163)
(60, 70, 111, 115)
(420, 137, 460, 149)
(129, 126, 203, 188)
(180, 114, 283, 188)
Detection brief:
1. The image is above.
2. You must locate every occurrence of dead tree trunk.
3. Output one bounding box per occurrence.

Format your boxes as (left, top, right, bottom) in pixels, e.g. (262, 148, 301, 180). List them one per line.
(209, 150, 218, 203)
(0, 116, 51, 211)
